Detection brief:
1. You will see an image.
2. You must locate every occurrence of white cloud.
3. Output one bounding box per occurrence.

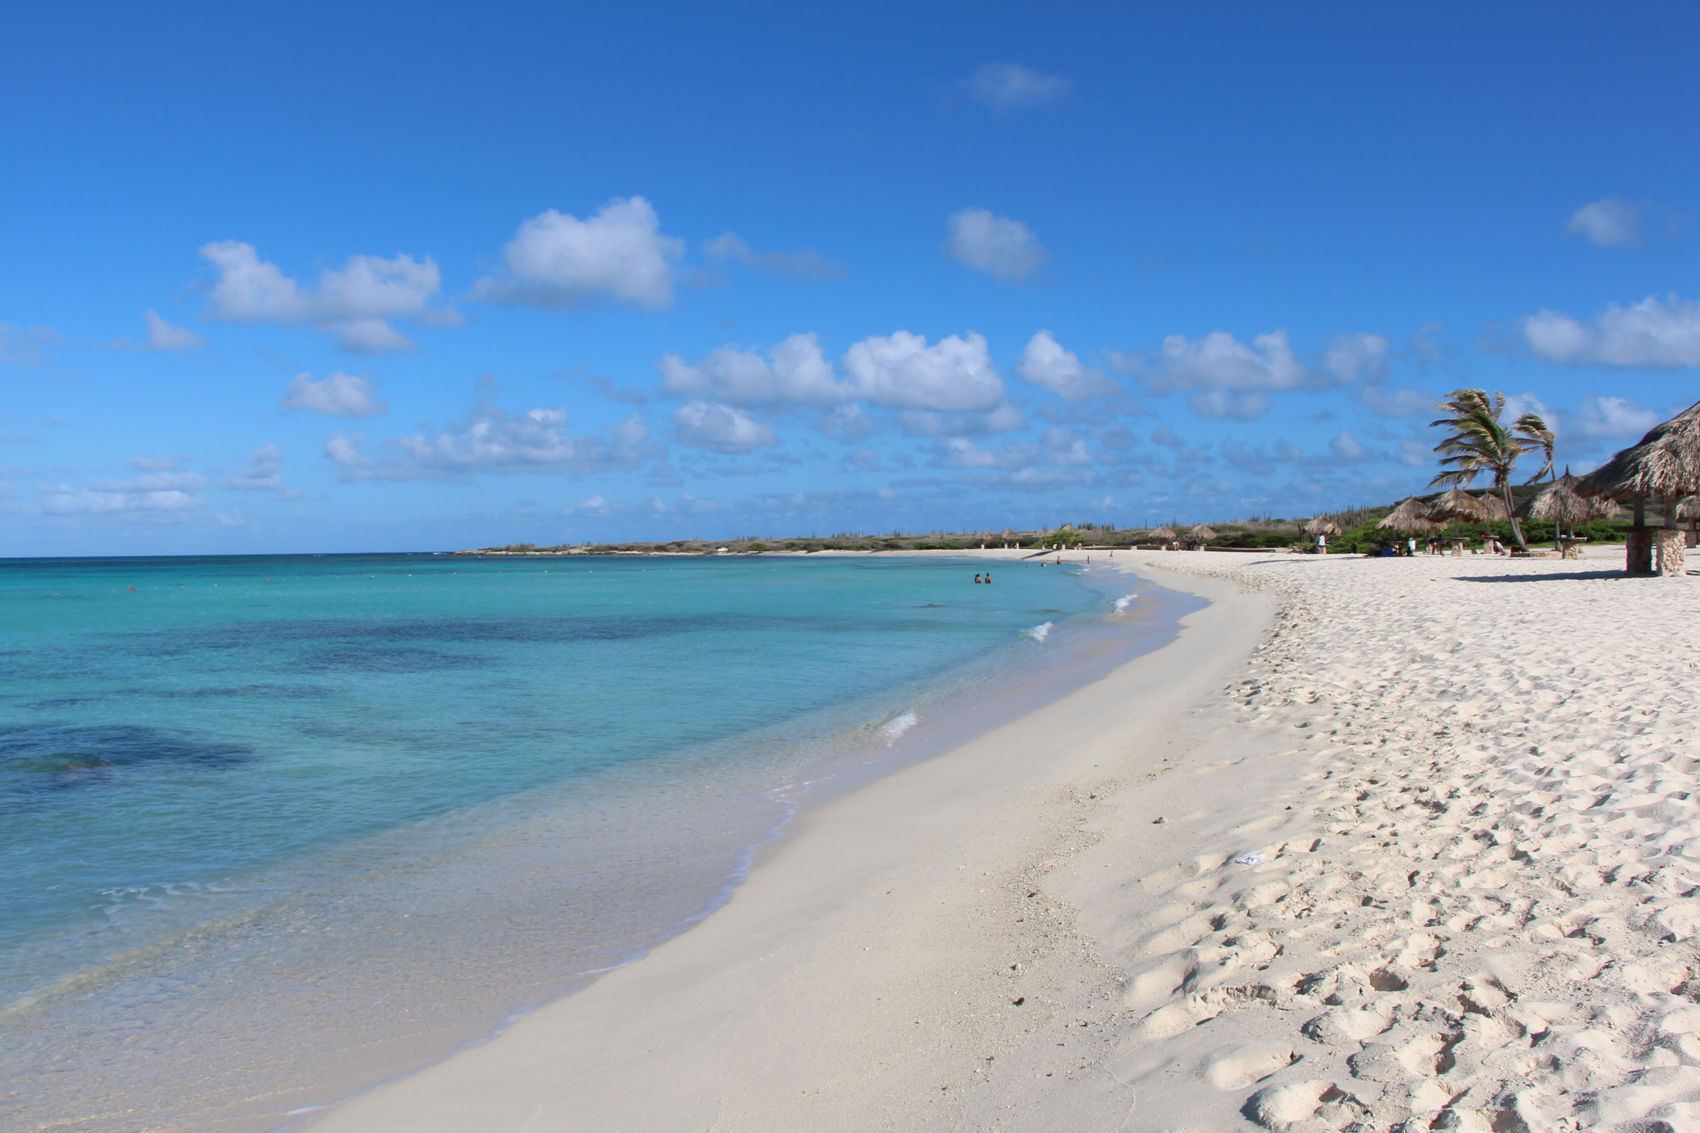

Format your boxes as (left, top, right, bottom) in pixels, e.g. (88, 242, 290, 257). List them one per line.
(1187, 390, 1270, 420)
(1330, 430, 1368, 462)
(1359, 385, 1430, 418)
(281, 372, 386, 418)
(819, 404, 875, 441)
(1565, 197, 1639, 248)
(844, 330, 1004, 411)
(329, 404, 652, 479)
(200, 241, 446, 352)
(144, 310, 203, 351)
(703, 232, 844, 280)
(1522, 294, 1700, 368)
(1321, 333, 1389, 383)
(1150, 329, 1308, 393)
(945, 209, 1046, 281)
(0, 323, 58, 365)
(41, 470, 205, 514)
(1018, 331, 1115, 400)
(475, 197, 681, 309)
(897, 403, 1024, 437)
(226, 443, 286, 491)
(660, 333, 847, 405)
(1573, 394, 1662, 438)
(961, 63, 1071, 109)
(674, 401, 778, 454)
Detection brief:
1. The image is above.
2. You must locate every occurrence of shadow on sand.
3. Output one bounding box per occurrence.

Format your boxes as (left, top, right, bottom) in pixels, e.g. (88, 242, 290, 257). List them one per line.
(1457, 569, 1642, 583)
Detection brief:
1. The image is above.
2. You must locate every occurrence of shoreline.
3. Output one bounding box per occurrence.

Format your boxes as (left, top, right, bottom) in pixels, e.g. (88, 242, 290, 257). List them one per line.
(308, 543, 1700, 1132)
(308, 557, 1273, 1131)
(3, 552, 1179, 1133)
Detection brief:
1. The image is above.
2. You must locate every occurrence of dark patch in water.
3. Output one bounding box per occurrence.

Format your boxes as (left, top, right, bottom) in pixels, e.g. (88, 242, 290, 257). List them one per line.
(150, 683, 333, 701)
(301, 646, 481, 674)
(0, 725, 255, 803)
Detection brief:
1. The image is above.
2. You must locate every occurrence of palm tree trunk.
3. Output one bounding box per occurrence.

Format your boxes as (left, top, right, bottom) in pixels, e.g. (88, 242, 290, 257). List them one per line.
(1500, 480, 1528, 551)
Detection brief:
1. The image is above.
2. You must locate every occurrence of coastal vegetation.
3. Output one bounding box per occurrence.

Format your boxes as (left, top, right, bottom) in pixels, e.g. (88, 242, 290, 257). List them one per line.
(462, 495, 1636, 558)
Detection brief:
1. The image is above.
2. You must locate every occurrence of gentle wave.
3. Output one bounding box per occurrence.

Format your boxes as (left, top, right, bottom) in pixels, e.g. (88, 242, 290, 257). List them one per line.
(1025, 622, 1053, 643)
(881, 711, 920, 744)
(1113, 593, 1138, 613)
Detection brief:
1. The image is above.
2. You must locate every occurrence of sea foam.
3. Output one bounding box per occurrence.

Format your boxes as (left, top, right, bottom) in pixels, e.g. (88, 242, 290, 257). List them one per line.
(882, 711, 920, 744)
(1025, 622, 1053, 643)
(1113, 593, 1138, 613)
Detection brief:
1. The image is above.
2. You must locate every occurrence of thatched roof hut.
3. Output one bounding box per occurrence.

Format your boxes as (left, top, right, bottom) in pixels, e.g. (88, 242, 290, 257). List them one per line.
(1576, 399, 1700, 505)
(1520, 472, 1593, 527)
(1677, 495, 1700, 523)
(1188, 524, 1217, 542)
(1376, 497, 1438, 534)
(1475, 492, 1511, 521)
(1428, 488, 1492, 523)
(1148, 525, 1177, 541)
(1303, 516, 1342, 537)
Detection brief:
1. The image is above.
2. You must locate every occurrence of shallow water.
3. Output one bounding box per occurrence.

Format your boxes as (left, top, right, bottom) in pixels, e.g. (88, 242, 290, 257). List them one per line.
(0, 553, 1191, 1130)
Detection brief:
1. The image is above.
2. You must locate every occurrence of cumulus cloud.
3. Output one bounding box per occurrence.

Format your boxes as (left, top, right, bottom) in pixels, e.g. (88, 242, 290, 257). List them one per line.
(674, 401, 778, 454)
(475, 197, 682, 309)
(226, 443, 286, 491)
(1018, 331, 1116, 400)
(1330, 430, 1368, 462)
(200, 241, 447, 352)
(961, 63, 1071, 109)
(1187, 390, 1270, 420)
(1359, 385, 1430, 417)
(281, 372, 386, 418)
(41, 469, 205, 514)
(328, 403, 652, 480)
(1565, 197, 1640, 248)
(1321, 333, 1389, 383)
(662, 330, 1005, 418)
(660, 333, 847, 405)
(945, 209, 1046, 281)
(144, 310, 203, 351)
(1573, 394, 1662, 438)
(897, 403, 1024, 437)
(844, 330, 1004, 411)
(703, 232, 845, 281)
(0, 323, 58, 365)
(1149, 329, 1308, 394)
(1522, 294, 1700, 368)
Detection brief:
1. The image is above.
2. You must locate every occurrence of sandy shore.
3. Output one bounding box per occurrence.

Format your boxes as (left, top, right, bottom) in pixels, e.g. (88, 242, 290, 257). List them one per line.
(311, 546, 1700, 1132)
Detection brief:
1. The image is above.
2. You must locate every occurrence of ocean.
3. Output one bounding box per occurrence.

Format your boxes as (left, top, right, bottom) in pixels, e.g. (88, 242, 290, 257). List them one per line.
(0, 552, 1194, 1130)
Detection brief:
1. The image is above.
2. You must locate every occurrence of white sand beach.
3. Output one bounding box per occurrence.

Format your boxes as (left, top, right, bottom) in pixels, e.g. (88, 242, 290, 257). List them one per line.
(311, 547, 1700, 1132)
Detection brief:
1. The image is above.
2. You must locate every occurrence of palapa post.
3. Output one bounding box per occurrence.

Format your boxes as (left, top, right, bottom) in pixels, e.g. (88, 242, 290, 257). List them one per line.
(1576, 399, 1700, 576)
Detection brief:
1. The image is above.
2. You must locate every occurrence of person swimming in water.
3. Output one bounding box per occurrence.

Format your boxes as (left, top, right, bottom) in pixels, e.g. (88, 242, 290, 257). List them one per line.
(974, 573, 982, 584)
(984, 571, 991, 584)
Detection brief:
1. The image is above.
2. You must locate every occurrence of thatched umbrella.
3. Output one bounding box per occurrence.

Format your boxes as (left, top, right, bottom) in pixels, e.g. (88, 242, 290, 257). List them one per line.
(1427, 487, 1491, 523)
(1577, 399, 1700, 573)
(1377, 497, 1438, 533)
(1520, 471, 1593, 553)
(1678, 495, 1700, 546)
(1148, 525, 1176, 541)
(1303, 516, 1342, 537)
(1475, 492, 1511, 522)
(1187, 524, 1217, 549)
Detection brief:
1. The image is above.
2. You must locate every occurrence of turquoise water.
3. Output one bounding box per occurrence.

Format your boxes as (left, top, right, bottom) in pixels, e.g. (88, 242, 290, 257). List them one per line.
(0, 552, 1186, 1130)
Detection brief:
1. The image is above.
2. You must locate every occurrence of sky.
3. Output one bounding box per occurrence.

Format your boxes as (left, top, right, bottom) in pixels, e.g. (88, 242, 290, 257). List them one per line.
(2, 1, 1697, 555)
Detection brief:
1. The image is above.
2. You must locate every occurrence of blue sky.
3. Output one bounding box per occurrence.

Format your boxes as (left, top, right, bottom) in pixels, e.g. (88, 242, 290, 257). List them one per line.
(2, 1, 1696, 555)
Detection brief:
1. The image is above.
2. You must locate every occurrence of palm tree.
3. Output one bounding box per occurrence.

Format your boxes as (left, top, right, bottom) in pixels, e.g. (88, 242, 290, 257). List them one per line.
(1429, 389, 1555, 552)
